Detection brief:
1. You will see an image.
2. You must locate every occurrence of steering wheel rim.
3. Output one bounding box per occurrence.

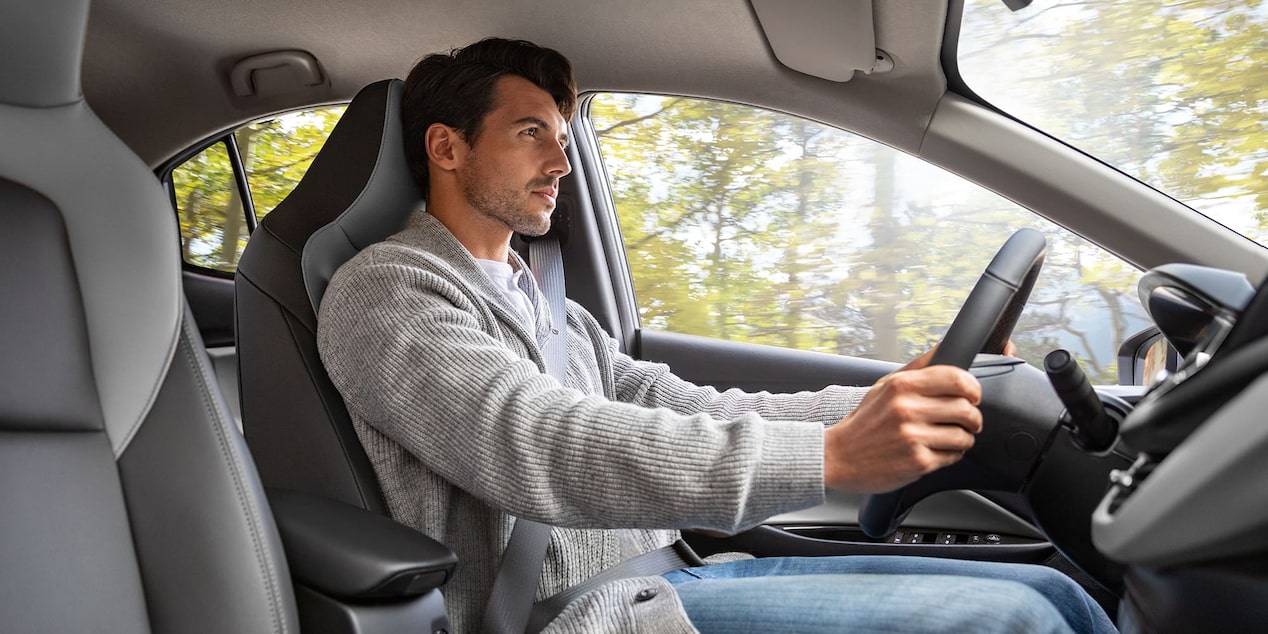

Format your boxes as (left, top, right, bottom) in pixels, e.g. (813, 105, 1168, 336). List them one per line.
(859, 228, 1048, 538)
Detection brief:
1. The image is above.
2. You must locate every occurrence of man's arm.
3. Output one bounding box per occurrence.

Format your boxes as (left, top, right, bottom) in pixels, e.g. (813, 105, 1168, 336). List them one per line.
(584, 307, 984, 496)
(588, 314, 870, 425)
(318, 254, 826, 534)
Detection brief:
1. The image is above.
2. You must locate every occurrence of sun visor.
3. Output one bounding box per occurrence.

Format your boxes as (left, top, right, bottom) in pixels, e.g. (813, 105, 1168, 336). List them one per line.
(749, 0, 889, 82)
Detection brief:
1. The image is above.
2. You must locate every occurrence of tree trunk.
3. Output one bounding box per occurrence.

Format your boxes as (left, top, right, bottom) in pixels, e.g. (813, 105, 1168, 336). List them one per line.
(867, 149, 901, 361)
(182, 188, 202, 261)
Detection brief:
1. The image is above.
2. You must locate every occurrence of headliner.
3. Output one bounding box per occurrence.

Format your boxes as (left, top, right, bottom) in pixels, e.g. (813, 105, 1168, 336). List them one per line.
(82, 0, 949, 166)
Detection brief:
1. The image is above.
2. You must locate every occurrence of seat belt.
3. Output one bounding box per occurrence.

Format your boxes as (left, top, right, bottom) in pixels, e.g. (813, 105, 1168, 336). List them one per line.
(484, 237, 702, 633)
(525, 539, 704, 633)
(529, 238, 569, 383)
(481, 238, 569, 634)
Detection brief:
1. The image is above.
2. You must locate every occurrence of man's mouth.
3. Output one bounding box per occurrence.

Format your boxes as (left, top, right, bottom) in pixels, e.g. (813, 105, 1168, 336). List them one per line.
(532, 188, 557, 205)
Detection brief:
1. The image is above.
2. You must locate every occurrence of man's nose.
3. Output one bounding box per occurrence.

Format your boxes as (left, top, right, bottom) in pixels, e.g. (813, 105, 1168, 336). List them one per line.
(546, 142, 571, 177)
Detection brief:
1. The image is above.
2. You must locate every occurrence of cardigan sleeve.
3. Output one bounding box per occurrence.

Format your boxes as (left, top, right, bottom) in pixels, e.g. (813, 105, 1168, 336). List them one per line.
(318, 249, 826, 533)
(595, 318, 872, 425)
(567, 303, 871, 424)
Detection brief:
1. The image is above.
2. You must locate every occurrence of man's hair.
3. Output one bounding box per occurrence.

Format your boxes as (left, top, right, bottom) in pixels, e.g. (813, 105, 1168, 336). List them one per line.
(401, 37, 577, 198)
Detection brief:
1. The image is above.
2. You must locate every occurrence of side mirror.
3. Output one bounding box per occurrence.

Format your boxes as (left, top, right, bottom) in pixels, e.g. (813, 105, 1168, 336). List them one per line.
(1117, 326, 1180, 387)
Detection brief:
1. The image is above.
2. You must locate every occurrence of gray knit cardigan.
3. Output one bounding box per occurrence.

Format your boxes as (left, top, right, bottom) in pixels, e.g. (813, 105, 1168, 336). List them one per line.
(317, 211, 870, 632)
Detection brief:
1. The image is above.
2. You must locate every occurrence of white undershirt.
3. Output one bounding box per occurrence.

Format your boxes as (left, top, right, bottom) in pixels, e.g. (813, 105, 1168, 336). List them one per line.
(475, 258, 536, 327)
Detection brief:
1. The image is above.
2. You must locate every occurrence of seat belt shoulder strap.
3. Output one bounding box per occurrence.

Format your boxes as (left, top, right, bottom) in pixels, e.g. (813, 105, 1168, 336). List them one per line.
(482, 237, 567, 634)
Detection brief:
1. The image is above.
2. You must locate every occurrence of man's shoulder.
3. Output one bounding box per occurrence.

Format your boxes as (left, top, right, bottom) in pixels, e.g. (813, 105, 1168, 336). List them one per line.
(319, 238, 486, 340)
(333, 236, 452, 282)
(321, 238, 469, 316)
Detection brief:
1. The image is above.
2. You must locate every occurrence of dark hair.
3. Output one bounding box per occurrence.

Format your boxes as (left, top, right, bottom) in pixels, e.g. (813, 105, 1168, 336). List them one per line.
(401, 37, 577, 198)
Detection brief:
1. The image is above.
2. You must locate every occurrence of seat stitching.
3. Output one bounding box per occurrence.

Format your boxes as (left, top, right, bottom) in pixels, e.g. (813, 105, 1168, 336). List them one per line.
(180, 314, 289, 634)
(114, 288, 183, 458)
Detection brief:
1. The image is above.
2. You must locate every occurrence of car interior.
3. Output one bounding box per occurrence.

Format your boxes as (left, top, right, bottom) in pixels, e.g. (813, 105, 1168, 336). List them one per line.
(4, 0, 1267, 631)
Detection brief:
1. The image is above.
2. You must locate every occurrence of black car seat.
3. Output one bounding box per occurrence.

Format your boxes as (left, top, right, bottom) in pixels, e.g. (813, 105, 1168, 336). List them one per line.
(0, 1, 299, 631)
(235, 79, 419, 514)
(228, 79, 460, 633)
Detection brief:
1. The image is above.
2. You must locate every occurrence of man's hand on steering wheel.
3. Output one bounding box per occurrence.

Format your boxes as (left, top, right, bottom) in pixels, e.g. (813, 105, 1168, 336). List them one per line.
(822, 339, 1018, 495)
(822, 356, 983, 494)
(855, 228, 1047, 538)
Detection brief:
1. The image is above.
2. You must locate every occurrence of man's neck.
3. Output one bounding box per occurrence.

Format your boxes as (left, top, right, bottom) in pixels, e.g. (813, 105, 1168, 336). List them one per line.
(425, 199, 513, 262)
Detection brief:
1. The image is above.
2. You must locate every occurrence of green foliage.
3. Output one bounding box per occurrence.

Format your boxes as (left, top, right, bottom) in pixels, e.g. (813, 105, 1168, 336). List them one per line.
(172, 141, 242, 272)
(172, 106, 346, 272)
(238, 107, 346, 219)
(594, 1, 1265, 384)
(960, 0, 1268, 243)
(592, 94, 1144, 382)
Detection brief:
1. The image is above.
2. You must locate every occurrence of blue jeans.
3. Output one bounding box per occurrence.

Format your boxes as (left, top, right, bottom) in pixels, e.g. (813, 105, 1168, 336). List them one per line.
(663, 556, 1116, 633)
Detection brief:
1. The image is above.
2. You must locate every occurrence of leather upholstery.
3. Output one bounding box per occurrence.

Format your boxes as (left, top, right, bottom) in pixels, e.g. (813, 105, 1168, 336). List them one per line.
(0, 177, 102, 430)
(268, 489, 458, 599)
(237, 79, 419, 513)
(118, 309, 297, 633)
(1, 430, 152, 632)
(0, 67, 182, 458)
(0, 0, 87, 107)
(1, 1, 299, 631)
(301, 80, 423, 310)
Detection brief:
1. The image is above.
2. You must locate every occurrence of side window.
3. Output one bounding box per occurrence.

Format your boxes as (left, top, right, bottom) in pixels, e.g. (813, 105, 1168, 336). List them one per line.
(167, 106, 346, 274)
(588, 94, 1146, 383)
(172, 141, 245, 272)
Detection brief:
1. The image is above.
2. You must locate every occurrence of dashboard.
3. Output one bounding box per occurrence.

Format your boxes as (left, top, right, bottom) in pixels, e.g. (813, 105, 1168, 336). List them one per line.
(1089, 262, 1268, 629)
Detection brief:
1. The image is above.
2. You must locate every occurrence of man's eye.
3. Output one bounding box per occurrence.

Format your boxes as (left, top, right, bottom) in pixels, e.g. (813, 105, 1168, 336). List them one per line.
(522, 128, 538, 137)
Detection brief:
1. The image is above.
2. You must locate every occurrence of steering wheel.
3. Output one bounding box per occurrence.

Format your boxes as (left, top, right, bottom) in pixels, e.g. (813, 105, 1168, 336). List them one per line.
(859, 228, 1048, 538)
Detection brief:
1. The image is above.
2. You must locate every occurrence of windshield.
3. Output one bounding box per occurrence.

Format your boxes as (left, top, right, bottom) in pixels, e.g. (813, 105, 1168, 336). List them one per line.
(957, 0, 1268, 247)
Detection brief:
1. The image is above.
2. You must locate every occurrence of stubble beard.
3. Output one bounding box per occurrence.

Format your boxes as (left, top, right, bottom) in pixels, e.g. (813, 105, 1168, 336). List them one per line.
(461, 154, 553, 237)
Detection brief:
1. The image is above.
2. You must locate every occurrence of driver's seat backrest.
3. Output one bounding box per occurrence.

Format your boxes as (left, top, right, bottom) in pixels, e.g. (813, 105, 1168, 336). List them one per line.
(0, 1, 298, 631)
(236, 79, 421, 513)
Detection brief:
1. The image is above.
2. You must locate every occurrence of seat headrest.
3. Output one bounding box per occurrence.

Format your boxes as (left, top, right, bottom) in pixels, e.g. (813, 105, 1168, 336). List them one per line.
(265, 79, 421, 312)
(0, 0, 182, 455)
(0, 0, 89, 107)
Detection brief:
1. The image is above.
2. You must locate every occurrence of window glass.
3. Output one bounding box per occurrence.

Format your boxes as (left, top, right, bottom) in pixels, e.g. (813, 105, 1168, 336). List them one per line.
(957, 0, 1268, 247)
(170, 106, 345, 272)
(172, 141, 247, 272)
(237, 106, 346, 219)
(589, 94, 1146, 382)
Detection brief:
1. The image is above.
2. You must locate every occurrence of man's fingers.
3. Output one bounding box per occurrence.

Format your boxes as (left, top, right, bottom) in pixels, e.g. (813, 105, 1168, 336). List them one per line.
(902, 420, 978, 451)
(883, 365, 982, 406)
(927, 447, 971, 472)
(925, 422, 979, 452)
(824, 357, 988, 494)
(899, 345, 938, 371)
(887, 393, 982, 435)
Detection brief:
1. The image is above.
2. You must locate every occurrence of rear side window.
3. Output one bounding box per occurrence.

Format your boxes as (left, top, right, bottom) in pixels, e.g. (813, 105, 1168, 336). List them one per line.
(167, 106, 346, 274)
(172, 141, 245, 272)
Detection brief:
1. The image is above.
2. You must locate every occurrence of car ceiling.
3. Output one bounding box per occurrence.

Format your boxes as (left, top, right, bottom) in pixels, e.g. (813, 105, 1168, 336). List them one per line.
(82, 0, 948, 167)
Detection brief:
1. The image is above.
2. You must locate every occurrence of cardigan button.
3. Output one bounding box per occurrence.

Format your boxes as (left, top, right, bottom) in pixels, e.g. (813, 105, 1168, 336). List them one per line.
(634, 587, 658, 602)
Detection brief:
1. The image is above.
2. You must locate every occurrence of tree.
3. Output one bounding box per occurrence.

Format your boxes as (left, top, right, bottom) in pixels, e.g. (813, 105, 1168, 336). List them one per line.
(591, 91, 1148, 380)
(172, 106, 345, 272)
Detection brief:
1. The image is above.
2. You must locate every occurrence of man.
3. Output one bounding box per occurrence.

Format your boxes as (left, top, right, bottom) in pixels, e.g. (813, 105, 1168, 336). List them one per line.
(317, 38, 1115, 633)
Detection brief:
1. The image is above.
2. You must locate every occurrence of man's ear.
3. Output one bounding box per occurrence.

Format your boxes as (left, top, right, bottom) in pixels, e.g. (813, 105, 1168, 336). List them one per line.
(425, 123, 467, 172)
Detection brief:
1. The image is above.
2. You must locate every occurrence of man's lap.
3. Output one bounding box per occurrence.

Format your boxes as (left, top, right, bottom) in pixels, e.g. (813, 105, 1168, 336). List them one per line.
(663, 555, 1115, 634)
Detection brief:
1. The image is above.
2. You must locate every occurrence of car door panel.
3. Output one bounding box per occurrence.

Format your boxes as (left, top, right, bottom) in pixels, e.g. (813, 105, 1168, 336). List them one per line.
(183, 269, 234, 347)
(638, 329, 895, 393)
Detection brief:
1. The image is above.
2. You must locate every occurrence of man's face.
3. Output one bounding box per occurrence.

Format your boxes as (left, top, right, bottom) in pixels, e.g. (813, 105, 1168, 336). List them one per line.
(458, 75, 572, 237)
